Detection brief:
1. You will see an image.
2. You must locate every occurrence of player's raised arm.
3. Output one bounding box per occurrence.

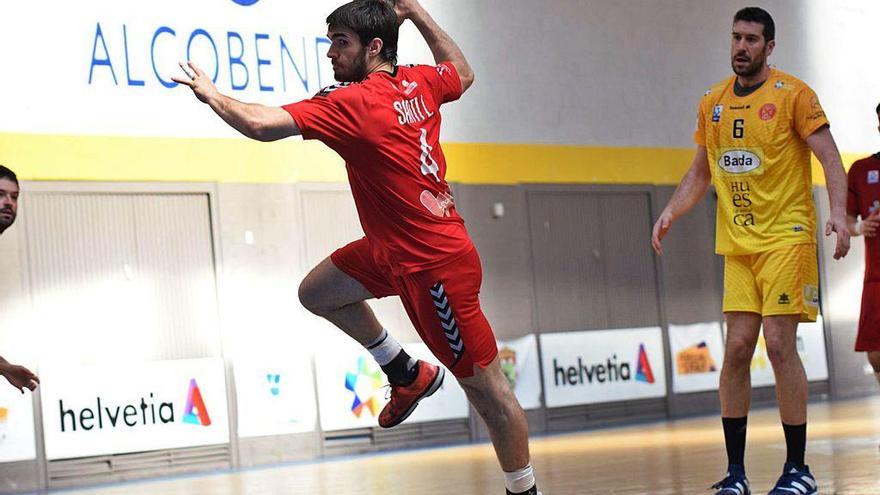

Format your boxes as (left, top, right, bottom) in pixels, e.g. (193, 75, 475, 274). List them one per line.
(392, 0, 474, 93)
(806, 126, 851, 259)
(172, 61, 300, 142)
(651, 146, 711, 256)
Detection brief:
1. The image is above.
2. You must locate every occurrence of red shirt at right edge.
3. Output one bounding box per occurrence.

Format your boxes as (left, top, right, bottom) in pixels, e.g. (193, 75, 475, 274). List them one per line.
(848, 153, 880, 282)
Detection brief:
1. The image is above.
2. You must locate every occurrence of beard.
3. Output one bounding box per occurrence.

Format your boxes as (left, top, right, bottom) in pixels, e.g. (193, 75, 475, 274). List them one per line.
(731, 51, 766, 79)
(333, 51, 369, 82)
(0, 210, 16, 234)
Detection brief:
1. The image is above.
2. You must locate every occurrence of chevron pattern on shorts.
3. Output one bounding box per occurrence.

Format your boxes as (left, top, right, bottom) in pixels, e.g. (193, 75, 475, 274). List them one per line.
(430, 281, 465, 367)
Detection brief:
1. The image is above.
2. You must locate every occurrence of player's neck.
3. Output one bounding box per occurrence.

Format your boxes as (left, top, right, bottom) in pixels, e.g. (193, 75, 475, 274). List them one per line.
(736, 65, 771, 90)
(365, 60, 395, 78)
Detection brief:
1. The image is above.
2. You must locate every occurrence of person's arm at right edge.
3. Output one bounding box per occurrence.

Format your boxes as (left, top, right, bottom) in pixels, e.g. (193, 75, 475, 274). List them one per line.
(0, 355, 39, 393)
(651, 146, 711, 256)
(392, 0, 475, 93)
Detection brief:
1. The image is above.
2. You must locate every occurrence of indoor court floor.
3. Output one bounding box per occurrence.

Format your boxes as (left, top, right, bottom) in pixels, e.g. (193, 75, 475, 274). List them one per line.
(51, 396, 880, 495)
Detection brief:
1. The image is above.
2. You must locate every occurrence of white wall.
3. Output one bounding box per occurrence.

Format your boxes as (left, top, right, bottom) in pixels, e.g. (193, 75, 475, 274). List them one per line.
(1, 1, 877, 151)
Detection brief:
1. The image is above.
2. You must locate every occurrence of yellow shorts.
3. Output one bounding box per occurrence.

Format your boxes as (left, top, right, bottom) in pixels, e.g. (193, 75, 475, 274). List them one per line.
(723, 243, 819, 322)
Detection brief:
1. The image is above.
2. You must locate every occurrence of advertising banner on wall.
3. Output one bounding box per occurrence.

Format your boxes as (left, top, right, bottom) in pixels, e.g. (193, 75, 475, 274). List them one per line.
(498, 335, 542, 410)
(40, 358, 229, 460)
(669, 322, 724, 394)
(0, 385, 37, 463)
(314, 341, 469, 432)
(233, 356, 317, 438)
(539, 327, 667, 408)
(0, 1, 342, 138)
(744, 316, 830, 387)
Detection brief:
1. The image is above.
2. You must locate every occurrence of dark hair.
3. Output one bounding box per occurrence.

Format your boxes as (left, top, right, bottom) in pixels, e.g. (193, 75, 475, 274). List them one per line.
(734, 7, 775, 42)
(876, 102, 880, 114)
(327, 0, 399, 64)
(0, 165, 17, 185)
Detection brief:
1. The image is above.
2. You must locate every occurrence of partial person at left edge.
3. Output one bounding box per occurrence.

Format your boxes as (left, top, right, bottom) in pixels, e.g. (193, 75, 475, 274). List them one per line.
(0, 165, 40, 393)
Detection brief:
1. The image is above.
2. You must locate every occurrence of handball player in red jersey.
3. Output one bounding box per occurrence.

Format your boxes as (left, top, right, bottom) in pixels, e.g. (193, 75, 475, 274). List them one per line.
(174, 1, 539, 493)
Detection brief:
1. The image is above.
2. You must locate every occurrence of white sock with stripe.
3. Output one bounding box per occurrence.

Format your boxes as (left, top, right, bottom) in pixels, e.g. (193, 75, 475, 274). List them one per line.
(504, 464, 536, 494)
(365, 328, 403, 366)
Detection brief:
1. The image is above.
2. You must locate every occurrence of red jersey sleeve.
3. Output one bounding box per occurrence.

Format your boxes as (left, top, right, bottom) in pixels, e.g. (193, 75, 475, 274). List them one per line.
(847, 163, 859, 217)
(412, 62, 463, 105)
(281, 84, 366, 145)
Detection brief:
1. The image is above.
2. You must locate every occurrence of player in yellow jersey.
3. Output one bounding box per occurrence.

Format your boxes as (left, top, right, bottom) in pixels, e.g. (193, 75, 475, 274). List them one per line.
(651, 8, 850, 495)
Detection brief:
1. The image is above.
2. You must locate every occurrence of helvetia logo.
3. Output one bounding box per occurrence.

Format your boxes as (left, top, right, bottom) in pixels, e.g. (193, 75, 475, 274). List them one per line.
(183, 378, 212, 426)
(344, 357, 383, 418)
(553, 343, 656, 386)
(57, 378, 212, 432)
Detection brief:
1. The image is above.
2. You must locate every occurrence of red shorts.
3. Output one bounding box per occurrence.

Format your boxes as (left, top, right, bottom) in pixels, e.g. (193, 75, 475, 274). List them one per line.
(856, 281, 880, 352)
(331, 238, 498, 378)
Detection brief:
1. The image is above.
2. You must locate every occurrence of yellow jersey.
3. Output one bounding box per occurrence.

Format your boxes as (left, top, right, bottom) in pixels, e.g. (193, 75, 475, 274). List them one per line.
(694, 68, 829, 255)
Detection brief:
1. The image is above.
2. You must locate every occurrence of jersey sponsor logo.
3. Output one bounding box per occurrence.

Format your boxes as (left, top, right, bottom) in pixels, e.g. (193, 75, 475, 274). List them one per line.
(718, 150, 761, 174)
(759, 103, 777, 121)
(712, 104, 723, 123)
(733, 213, 756, 226)
(868, 170, 879, 184)
(401, 79, 419, 96)
(420, 190, 454, 217)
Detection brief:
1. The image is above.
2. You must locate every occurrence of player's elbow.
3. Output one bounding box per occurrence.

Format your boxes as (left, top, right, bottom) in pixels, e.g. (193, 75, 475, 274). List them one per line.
(249, 121, 282, 142)
(459, 67, 475, 94)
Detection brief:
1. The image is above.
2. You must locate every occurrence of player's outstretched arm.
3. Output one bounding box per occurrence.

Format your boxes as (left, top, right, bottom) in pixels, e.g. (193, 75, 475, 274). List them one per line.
(0, 356, 39, 393)
(172, 61, 300, 142)
(806, 126, 851, 259)
(392, 0, 474, 93)
(651, 146, 711, 256)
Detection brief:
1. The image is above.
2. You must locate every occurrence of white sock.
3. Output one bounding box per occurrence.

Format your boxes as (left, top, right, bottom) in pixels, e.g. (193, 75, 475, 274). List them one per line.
(365, 329, 403, 366)
(504, 464, 536, 494)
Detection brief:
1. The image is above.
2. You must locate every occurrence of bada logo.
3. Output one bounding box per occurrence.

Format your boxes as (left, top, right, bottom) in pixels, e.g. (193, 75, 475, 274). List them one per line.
(231, 0, 261, 5)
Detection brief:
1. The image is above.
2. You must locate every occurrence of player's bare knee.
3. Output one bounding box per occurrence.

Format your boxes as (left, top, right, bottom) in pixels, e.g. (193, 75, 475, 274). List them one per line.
(868, 352, 880, 372)
(764, 335, 794, 365)
(298, 277, 331, 315)
(725, 337, 756, 366)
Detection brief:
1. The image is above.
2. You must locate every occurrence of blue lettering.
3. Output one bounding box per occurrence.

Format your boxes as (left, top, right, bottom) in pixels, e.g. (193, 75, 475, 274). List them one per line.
(187, 29, 219, 83)
(151, 26, 177, 88)
(123, 25, 145, 87)
(227, 31, 249, 91)
(254, 33, 273, 92)
(89, 22, 117, 85)
(280, 36, 308, 93)
(315, 36, 331, 89)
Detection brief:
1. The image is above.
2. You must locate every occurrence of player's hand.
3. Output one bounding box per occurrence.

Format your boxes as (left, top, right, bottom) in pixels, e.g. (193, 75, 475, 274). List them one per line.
(863, 211, 880, 238)
(388, 0, 421, 23)
(825, 212, 851, 259)
(651, 210, 675, 256)
(171, 61, 219, 105)
(1, 364, 39, 394)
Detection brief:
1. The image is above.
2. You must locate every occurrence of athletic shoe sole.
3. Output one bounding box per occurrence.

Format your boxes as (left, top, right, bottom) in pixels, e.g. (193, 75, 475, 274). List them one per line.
(379, 366, 445, 429)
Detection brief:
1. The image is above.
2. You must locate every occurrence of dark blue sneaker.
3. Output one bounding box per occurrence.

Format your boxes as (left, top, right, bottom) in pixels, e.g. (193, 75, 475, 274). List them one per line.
(767, 462, 817, 495)
(711, 464, 750, 495)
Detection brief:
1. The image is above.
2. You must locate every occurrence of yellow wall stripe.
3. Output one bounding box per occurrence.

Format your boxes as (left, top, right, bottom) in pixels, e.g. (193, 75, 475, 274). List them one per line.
(0, 132, 864, 186)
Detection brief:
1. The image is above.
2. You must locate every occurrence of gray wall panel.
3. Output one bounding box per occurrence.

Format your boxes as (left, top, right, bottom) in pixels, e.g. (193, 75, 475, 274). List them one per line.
(452, 185, 535, 340)
(528, 192, 607, 332)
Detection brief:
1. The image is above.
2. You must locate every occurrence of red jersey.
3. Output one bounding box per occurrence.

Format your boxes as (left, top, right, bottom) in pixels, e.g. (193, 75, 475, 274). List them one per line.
(848, 153, 880, 282)
(283, 62, 472, 276)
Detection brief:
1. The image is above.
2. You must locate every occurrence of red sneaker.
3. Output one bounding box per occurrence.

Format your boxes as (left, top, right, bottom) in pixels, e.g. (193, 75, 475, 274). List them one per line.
(378, 360, 445, 428)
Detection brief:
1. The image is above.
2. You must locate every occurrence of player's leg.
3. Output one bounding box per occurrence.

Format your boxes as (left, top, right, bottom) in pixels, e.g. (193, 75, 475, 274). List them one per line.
(760, 244, 819, 494)
(713, 253, 761, 495)
(869, 352, 880, 385)
(457, 358, 536, 495)
(398, 249, 538, 495)
(298, 239, 420, 387)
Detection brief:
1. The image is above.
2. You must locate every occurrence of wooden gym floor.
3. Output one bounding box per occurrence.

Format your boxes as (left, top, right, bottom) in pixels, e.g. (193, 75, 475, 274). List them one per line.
(53, 396, 880, 495)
